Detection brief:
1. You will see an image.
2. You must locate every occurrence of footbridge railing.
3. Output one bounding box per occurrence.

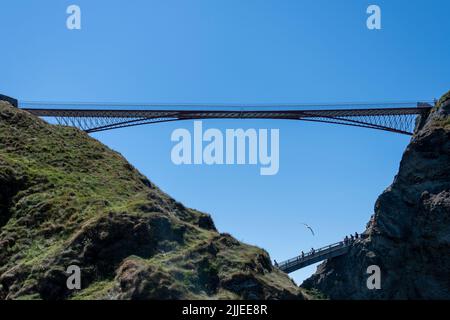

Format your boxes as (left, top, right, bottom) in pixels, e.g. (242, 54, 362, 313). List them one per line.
(277, 236, 365, 274)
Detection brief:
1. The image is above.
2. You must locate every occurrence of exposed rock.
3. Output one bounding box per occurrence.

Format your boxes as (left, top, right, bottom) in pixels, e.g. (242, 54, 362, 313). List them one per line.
(302, 91, 450, 299)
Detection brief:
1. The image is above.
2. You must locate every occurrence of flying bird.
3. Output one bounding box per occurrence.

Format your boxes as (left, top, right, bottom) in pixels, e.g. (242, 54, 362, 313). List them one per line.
(301, 223, 315, 236)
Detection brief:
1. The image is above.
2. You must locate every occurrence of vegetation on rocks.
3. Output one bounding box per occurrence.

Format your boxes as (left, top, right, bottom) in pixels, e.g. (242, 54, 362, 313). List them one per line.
(0, 101, 304, 300)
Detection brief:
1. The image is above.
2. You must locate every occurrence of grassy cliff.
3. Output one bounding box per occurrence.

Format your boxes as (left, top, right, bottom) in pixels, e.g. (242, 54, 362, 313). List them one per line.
(0, 101, 304, 300)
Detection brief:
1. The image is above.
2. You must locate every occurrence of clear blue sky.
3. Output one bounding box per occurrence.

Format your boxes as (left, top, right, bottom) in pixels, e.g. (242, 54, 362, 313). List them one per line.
(1, 0, 449, 283)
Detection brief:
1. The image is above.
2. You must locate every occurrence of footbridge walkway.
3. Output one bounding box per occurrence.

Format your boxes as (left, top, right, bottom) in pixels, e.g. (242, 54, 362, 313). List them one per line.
(277, 235, 366, 274)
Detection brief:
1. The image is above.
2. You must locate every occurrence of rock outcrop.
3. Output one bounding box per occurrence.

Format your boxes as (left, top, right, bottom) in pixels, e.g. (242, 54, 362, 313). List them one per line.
(302, 91, 450, 299)
(0, 101, 304, 300)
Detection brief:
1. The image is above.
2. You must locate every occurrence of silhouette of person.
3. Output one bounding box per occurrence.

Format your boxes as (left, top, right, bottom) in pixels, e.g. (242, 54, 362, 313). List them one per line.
(350, 234, 354, 241)
(301, 251, 304, 259)
(355, 232, 359, 239)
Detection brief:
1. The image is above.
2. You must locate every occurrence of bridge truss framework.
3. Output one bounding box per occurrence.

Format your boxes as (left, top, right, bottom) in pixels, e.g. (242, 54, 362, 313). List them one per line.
(22, 103, 433, 135)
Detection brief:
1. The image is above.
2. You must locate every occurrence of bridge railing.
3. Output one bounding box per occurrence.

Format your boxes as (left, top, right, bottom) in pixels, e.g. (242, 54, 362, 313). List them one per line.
(277, 233, 369, 270)
(278, 241, 349, 268)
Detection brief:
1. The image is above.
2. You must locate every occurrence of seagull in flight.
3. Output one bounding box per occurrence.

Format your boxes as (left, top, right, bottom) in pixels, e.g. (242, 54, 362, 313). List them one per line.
(301, 223, 315, 236)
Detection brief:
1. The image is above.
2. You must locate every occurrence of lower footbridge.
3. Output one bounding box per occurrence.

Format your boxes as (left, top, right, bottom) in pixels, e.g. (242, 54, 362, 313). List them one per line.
(277, 237, 363, 274)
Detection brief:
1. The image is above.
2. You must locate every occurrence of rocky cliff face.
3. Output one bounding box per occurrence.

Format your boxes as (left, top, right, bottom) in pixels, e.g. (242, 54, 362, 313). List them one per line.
(0, 101, 304, 300)
(302, 91, 450, 299)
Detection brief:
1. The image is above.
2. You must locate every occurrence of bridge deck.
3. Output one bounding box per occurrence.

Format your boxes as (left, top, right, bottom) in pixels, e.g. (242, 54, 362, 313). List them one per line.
(20, 103, 432, 135)
(277, 238, 362, 274)
(23, 106, 429, 118)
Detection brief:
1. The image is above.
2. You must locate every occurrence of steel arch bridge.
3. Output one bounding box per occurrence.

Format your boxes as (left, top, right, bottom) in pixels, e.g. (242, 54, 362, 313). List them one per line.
(17, 100, 433, 135)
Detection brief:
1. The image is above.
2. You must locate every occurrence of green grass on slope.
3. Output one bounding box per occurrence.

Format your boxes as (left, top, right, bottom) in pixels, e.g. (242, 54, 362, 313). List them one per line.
(0, 102, 304, 300)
